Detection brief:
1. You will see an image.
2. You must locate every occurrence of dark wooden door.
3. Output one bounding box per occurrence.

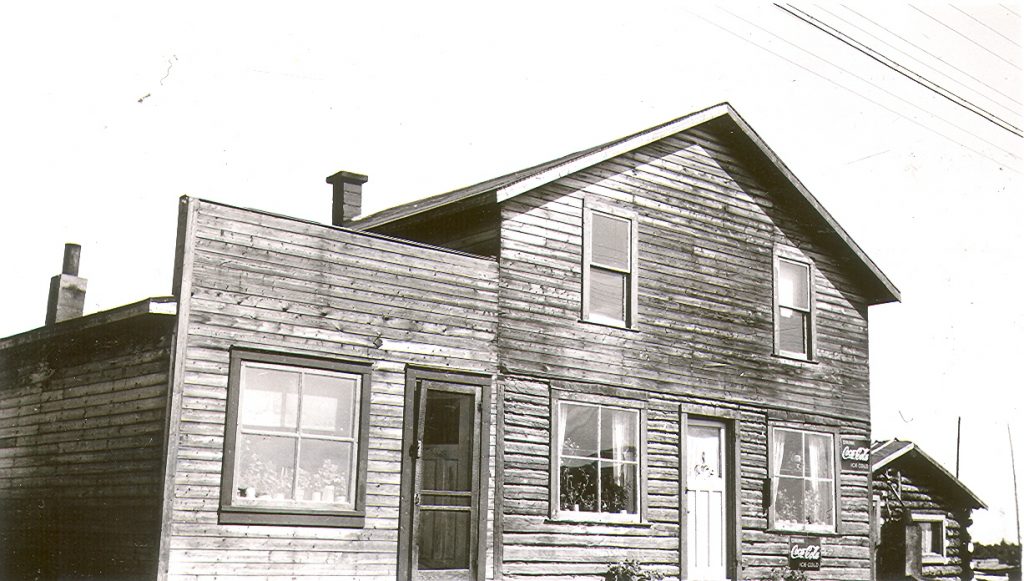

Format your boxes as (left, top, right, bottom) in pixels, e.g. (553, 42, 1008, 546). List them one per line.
(409, 380, 482, 580)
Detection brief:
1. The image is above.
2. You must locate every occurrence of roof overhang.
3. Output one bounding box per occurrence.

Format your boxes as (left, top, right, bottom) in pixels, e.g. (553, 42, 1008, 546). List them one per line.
(872, 439, 987, 510)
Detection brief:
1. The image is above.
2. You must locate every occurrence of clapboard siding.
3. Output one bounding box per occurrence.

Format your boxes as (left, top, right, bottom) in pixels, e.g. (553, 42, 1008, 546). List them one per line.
(161, 199, 498, 579)
(495, 125, 874, 579)
(0, 317, 173, 579)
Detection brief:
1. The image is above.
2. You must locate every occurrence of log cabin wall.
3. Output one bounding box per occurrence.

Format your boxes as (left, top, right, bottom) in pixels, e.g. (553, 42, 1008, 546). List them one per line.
(159, 198, 499, 580)
(872, 470, 968, 581)
(0, 316, 173, 579)
(495, 124, 875, 580)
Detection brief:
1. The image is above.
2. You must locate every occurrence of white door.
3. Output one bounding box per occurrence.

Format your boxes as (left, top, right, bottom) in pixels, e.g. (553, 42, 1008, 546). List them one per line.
(686, 419, 728, 580)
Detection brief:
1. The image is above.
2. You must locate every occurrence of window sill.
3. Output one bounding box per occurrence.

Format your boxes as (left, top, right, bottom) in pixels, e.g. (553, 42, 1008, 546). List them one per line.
(922, 554, 947, 564)
(772, 351, 819, 365)
(219, 506, 366, 527)
(546, 515, 650, 527)
(579, 318, 640, 333)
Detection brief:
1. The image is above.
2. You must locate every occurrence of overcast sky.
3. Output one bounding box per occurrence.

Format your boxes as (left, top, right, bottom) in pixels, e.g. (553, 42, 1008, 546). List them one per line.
(1, 3, 1021, 543)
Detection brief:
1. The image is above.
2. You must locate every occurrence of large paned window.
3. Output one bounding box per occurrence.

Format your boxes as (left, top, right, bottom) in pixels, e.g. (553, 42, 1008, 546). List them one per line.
(770, 426, 837, 533)
(583, 203, 638, 328)
(554, 397, 643, 522)
(220, 350, 371, 527)
(774, 250, 815, 360)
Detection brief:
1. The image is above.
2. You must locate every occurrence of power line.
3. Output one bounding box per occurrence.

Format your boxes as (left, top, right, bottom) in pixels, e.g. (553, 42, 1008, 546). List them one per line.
(677, 6, 1022, 175)
(910, 5, 1022, 70)
(823, 5, 1022, 118)
(780, 4, 1023, 137)
(950, 5, 1021, 48)
(719, 5, 1021, 163)
(1000, 3, 1020, 18)
(842, 6, 1023, 108)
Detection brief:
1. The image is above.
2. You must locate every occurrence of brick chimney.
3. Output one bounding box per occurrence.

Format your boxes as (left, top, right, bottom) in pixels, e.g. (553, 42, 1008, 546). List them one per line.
(45, 243, 87, 325)
(326, 171, 368, 225)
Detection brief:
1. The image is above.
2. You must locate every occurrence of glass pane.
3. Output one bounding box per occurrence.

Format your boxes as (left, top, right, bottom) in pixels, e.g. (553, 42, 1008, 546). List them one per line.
(560, 457, 598, 512)
(235, 433, 296, 501)
(775, 476, 804, 524)
(591, 212, 631, 270)
(561, 403, 599, 458)
(688, 424, 722, 479)
(804, 433, 833, 479)
(600, 462, 638, 514)
(601, 408, 638, 461)
(779, 308, 807, 355)
(779, 260, 809, 310)
(589, 267, 627, 324)
(802, 480, 834, 526)
(920, 522, 934, 554)
(240, 365, 299, 430)
(418, 510, 471, 570)
(301, 372, 358, 436)
(422, 391, 473, 493)
(297, 439, 354, 509)
(777, 430, 804, 477)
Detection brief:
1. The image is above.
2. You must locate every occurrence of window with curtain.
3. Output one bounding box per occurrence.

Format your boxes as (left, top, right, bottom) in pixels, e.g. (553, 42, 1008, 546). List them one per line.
(556, 401, 640, 520)
(775, 254, 813, 359)
(584, 205, 637, 327)
(770, 427, 836, 532)
(220, 350, 371, 527)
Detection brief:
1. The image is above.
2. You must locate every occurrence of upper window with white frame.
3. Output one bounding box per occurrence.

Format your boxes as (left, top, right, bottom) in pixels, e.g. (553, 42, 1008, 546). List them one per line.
(554, 397, 642, 522)
(769, 426, 837, 533)
(583, 202, 638, 328)
(774, 250, 815, 360)
(220, 349, 371, 527)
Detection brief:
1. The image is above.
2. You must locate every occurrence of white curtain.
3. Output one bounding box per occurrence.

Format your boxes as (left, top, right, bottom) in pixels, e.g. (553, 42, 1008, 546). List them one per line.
(806, 435, 828, 524)
(772, 430, 786, 509)
(557, 403, 569, 457)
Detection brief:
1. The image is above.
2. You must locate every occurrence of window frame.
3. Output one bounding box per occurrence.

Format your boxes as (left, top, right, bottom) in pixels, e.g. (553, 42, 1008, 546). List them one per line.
(773, 246, 816, 361)
(912, 513, 947, 562)
(767, 424, 841, 534)
(219, 348, 372, 527)
(549, 389, 648, 524)
(582, 199, 639, 329)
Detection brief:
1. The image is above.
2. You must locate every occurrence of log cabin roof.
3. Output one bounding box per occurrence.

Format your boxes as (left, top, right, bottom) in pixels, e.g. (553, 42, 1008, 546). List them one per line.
(352, 102, 900, 305)
(872, 438, 987, 510)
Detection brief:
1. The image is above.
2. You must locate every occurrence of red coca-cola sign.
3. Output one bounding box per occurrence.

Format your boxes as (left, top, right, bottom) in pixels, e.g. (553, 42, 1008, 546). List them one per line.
(841, 438, 871, 471)
(789, 538, 821, 570)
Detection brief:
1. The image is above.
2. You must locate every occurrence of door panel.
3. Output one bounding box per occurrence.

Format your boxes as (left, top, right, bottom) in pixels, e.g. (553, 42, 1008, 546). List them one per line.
(410, 381, 481, 580)
(686, 419, 728, 580)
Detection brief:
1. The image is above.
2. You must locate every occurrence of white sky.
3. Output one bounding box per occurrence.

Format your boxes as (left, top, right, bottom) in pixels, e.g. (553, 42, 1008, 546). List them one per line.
(1, 2, 1021, 543)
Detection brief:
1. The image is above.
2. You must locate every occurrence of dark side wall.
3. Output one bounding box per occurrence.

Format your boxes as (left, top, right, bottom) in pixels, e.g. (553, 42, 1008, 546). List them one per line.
(0, 316, 173, 579)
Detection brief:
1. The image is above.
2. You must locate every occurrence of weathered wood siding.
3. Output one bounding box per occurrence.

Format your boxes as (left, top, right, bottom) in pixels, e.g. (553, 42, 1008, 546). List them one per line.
(160, 199, 498, 580)
(0, 318, 173, 579)
(496, 125, 875, 579)
(872, 470, 970, 580)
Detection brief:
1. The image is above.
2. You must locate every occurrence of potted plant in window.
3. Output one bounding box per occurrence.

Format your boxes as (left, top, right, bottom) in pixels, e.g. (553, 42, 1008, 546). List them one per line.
(605, 559, 664, 581)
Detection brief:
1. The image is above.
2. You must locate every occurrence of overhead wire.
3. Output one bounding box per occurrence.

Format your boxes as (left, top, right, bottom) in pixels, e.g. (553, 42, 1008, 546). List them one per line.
(675, 5, 1019, 175)
(821, 4, 1021, 118)
(950, 5, 1020, 48)
(841, 6, 1022, 108)
(909, 5, 1022, 70)
(1000, 3, 1020, 18)
(780, 4, 1022, 138)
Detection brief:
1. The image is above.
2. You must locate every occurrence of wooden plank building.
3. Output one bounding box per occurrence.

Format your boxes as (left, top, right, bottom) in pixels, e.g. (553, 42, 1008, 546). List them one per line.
(0, 103, 902, 580)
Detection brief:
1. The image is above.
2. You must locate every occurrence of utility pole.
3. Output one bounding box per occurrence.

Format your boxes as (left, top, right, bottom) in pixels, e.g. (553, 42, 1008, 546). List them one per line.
(1010, 424, 1021, 546)
(956, 417, 961, 478)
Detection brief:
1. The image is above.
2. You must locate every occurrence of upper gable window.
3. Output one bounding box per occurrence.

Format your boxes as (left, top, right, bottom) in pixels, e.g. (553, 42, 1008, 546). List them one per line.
(774, 250, 815, 360)
(583, 203, 638, 328)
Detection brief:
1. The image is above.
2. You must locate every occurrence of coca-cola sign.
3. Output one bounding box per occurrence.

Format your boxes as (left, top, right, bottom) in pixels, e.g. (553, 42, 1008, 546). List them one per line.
(789, 537, 821, 570)
(841, 438, 871, 471)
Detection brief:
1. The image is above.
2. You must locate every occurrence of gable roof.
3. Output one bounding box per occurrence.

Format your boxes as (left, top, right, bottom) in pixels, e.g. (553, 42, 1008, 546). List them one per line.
(872, 439, 986, 510)
(353, 102, 900, 305)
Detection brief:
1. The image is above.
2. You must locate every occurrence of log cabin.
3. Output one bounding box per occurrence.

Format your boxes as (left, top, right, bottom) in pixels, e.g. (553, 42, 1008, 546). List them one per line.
(871, 440, 986, 581)
(0, 102, 901, 580)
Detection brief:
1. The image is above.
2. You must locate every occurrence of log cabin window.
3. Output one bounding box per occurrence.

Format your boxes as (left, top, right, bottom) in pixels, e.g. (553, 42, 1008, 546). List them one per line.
(219, 349, 371, 527)
(913, 513, 946, 561)
(769, 426, 838, 533)
(774, 250, 815, 360)
(583, 202, 638, 328)
(553, 397, 643, 522)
